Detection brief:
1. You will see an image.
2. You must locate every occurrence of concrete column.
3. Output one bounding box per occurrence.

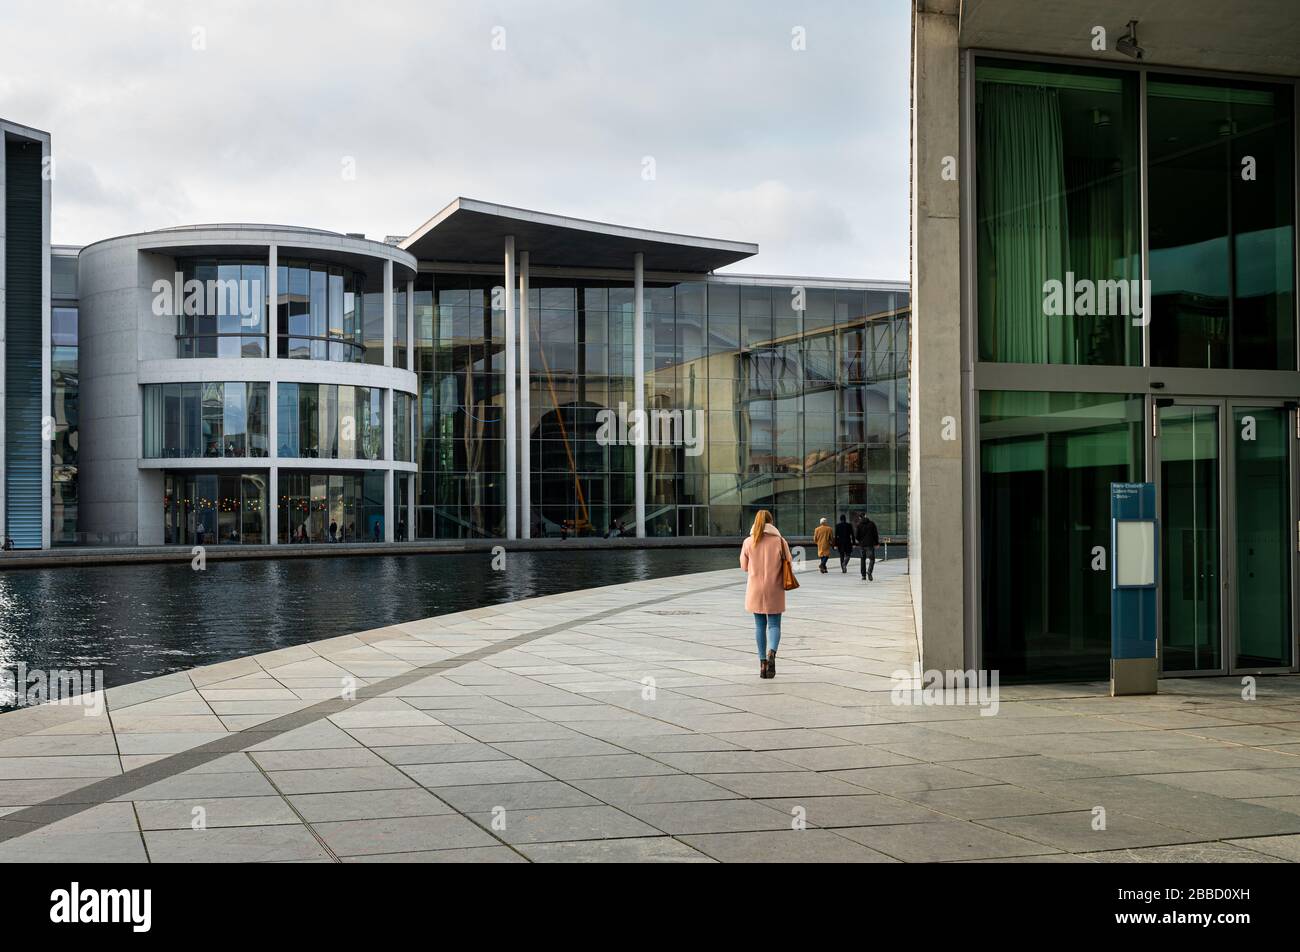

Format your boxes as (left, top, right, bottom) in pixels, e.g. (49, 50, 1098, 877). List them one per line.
(504, 235, 517, 540)
(910, 0, 965, 669)
(407, 469, 416, 540)
(383, 388, 394, 542)
(633, 252, 646, 538)
(519, 251, 531, 539)
(268, 465, 279, 545)
(383, 259, 394, 368)
(406, 280, 415, 370)
(266, 243, 278, 359)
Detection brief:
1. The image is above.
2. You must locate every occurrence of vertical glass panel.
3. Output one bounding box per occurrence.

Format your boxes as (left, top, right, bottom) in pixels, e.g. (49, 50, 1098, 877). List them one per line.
(1160, 404, 1222, 672)
(975, 60, 1141, 365)
(1233, 406, 1291, 668)
(980, 391, 1145, 680)
(1149, 77, 1295, 369)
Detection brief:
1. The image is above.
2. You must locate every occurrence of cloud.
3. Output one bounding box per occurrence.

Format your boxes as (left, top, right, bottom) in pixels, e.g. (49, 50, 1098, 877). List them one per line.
(3, 0, 908, 279)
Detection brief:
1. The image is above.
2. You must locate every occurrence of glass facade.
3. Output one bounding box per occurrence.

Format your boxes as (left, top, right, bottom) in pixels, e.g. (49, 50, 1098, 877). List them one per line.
(276, 383, 383, 460)
(976, 60, 1142, 365)
(1148, 76, 1295, 369)
(973, 55, 1300, 680)
(163, 471, 268, 544)
(276, 261, 367, 362)
(51, 303, 78, 544)
(980, 391, 1145, 680)
(278, 470, 385, 543)
(142, 382, 270, 459)
(394, 391, 413, 463)
(414, 273, 909, 539)
(176, 259, 268, 358)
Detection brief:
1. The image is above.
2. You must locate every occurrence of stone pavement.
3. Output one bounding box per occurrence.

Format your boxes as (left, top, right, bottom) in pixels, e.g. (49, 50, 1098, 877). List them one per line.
(2, 558, 1300, 862)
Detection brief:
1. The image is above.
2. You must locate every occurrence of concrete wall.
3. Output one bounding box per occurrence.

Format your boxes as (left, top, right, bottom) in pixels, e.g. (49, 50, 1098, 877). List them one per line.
(910, 2, 965, 669)
(77, 227, 419, 546)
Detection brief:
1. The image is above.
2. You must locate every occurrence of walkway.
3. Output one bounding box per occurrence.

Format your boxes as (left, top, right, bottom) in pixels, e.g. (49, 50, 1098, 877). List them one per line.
(2, 559, 1300, 862)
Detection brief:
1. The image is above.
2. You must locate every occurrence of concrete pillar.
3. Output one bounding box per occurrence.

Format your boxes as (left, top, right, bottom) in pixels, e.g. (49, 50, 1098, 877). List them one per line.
(504, 235, 517, 540)
(268, 464, 278, 545)
(634, 252, 646, 538)
(519, 251, 531, 539)
(383, 387, 394, 543)
(383, 259, 394, 368)
(910, 0, 965, 669)
(407, 469, 416, 540)
(267, 243, 278, 359)
(406, 280, 415, 371)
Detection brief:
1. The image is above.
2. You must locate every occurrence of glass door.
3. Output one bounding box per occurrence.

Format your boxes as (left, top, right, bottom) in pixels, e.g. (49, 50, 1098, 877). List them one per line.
(1158, 402, 1224, 674)
(1157, 399, 1296, 676)
(1230, 406, 1293, 671)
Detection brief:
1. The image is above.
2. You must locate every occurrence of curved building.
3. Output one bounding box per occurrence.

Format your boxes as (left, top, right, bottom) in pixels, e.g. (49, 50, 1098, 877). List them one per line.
(77, 225, 419, 545)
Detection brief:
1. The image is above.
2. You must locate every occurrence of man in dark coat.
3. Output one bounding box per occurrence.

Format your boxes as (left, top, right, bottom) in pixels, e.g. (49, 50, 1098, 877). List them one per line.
(855, 512, 880, 581)
(833, 513, 854, 574)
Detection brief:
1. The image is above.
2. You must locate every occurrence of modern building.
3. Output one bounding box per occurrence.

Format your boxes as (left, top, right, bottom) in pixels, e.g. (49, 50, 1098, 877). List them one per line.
(0, 165, 911, 549)
(1, 118, 52, 550)
(911, 0, 1300, 679)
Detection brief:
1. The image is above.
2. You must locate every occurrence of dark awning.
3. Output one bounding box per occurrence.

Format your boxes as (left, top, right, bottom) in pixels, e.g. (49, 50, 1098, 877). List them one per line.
(399, 198, 758, 273)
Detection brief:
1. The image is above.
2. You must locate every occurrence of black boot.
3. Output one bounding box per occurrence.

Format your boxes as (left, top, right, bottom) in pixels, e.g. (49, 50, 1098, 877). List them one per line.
(767, 650, 776, 679)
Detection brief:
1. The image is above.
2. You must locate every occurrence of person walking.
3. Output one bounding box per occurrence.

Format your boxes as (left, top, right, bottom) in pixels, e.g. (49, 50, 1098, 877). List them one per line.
(833, 513, 854, 574)
(856, 512, 880, 581)
(813, 517, 834, 574)
(740, 509, 794, 680)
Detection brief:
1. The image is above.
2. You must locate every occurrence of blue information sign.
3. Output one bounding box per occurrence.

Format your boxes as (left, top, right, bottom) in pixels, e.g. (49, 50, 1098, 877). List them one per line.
(1111, 482, 1158, 664)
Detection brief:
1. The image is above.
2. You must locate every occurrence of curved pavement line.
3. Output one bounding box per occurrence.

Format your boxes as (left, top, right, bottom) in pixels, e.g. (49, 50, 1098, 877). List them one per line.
(0, 575, 746, 845)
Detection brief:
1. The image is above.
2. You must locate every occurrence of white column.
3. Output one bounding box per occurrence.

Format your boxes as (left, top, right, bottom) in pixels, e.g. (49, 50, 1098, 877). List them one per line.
(407, 469, 416, 540)
(406, 280, 415, 370)
(268, 464, 278, 545)
(266, 244, 279, 544)
(519, 251, 531, 539)
(383, 259, 394, 367)
(504, 236, 517, 540)
(383, 388, 394, 543)
(634, 252, 646, 538)
(266, 243, 278, 359)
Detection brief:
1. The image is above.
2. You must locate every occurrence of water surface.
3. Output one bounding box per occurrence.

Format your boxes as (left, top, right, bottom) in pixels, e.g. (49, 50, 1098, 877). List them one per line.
(0, 548, 739, 705)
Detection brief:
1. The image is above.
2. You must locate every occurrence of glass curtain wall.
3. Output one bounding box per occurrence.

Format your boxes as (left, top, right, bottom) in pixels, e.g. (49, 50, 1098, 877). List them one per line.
(176, 259, 267, 358)
(51, 305, 78, 543)
(976, 60, 1142, 365)
(415, 271, 909, 540)
(1148, 77, 1295, 369)
(277, 262, 366, 362)
(276, 383, 382, 460)
(163, 472, 267, 544)
(980, 391, 1145, 680)
(143, 383, 269, 458)
(277, 471, 385, 543)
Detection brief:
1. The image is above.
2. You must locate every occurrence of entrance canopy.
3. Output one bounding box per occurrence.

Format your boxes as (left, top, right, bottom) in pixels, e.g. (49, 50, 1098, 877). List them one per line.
(399, 198, 758, 273)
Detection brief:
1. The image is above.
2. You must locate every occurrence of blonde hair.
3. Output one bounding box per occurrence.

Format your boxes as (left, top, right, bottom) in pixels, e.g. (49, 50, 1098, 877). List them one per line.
(750, 510, 773, 545)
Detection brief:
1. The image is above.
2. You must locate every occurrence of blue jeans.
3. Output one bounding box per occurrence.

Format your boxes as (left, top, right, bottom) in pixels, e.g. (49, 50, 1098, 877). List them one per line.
(754, 613, 782, 659)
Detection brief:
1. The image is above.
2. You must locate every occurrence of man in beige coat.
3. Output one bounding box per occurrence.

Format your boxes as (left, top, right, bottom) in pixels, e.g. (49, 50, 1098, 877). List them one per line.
(813, 517, 834, 573)
(740, 510, 794, 679)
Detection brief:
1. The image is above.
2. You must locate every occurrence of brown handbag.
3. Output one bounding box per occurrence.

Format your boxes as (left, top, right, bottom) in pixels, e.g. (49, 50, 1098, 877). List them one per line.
(779, 545, 800, 591)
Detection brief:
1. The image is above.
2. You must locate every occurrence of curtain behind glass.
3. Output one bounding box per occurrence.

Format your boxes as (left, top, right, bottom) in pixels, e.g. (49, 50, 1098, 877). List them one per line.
(978, 84, 1070, 363)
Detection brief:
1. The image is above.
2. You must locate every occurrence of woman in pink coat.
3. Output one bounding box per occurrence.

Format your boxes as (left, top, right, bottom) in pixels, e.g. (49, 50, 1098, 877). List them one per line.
(740, 509, 793, 679)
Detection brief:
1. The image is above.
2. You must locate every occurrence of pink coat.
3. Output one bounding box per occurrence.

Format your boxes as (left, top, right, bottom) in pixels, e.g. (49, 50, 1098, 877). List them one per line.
(740, 525, 793, 614)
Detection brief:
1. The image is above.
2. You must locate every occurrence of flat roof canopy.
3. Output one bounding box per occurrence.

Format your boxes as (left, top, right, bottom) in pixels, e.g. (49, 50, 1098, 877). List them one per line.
(400, 198, 758, 273)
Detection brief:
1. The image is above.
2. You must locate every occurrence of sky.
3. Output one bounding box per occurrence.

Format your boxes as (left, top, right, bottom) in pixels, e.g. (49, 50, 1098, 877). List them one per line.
(1, 0, 909, 279)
